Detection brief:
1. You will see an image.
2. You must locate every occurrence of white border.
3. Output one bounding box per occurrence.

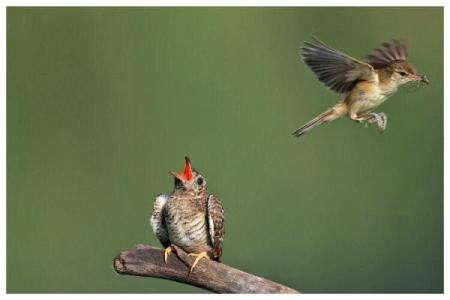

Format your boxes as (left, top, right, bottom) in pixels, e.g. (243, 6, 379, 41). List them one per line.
(1, 1, 447, 299)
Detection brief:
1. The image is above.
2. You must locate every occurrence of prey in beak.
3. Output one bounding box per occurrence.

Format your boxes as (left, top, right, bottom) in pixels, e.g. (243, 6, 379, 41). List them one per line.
(411, 73, 429, 84)
(420, 74, 429, 84)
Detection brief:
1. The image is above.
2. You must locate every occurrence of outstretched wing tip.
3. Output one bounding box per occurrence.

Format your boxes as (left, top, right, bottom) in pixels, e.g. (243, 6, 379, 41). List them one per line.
(366, 39, 408, 69)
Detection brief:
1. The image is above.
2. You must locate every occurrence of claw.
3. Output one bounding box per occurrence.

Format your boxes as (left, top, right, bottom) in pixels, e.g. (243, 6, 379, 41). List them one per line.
(164, 246, 173, 263)
(187, 251, 210, 273)
(367, 112, 387, 132)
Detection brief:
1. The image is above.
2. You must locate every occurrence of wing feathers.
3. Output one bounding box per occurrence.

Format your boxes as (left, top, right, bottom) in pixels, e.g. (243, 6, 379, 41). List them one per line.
(366, 40, 408, 69)
(150, 194, 170, 248)
(302, 38, 376, 94)
(207, 195, 224, 261)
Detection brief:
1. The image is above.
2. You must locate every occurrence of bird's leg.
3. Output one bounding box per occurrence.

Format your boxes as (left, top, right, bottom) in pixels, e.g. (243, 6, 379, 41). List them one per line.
(164, 246, 176, 263)
(350, 111, 371, 123)
(367, 112, 388, 132)
(187, 251, 210, 273)
(352, 112, 387, 132)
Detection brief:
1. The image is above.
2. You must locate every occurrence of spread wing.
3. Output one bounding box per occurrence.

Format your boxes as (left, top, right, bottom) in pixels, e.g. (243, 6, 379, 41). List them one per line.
(302, 38, 376, 94)
(206, 195, 224, 261)
(366, 40, 408, 69)
(150, 194, 170, 248)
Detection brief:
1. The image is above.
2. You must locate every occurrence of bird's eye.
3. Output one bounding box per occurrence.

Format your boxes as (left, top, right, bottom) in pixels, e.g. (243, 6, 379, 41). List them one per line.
(398, 71, 407, 76)
(196, 176, 204, 185)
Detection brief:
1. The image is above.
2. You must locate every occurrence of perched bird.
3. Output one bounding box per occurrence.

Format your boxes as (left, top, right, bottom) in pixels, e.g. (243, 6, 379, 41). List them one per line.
(150, 157, 225, 272)
(292, 38, 429, 137)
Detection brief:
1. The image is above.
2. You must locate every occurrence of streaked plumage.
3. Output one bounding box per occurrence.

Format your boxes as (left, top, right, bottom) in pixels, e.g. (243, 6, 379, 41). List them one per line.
(150, 194, 170, 248)
(293, 38, 428, 137)
(150, 157, 224, 269)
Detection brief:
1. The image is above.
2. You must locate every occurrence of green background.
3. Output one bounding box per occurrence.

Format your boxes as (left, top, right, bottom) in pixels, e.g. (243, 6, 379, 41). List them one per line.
(7, 7, 443, 293)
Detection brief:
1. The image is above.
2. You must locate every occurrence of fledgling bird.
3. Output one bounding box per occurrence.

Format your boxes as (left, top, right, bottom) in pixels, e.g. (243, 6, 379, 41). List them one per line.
(150, 157, 225, 272)
(292, 38, 429, 137)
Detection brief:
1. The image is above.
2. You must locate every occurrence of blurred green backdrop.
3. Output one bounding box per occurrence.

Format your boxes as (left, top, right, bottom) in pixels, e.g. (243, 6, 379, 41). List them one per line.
(7, 7, 443, 293)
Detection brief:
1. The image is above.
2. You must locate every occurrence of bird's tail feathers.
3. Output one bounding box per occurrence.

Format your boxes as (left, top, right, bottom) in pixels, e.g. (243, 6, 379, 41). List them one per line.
(292, 102, 348, 137)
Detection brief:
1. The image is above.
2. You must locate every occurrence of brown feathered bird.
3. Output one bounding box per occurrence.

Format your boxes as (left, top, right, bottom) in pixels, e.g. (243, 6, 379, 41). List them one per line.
(292, 38, 428, 137)
(150, 157, 224, 272)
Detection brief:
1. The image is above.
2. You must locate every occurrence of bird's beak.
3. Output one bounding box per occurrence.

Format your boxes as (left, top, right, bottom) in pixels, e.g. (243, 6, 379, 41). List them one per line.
(412, 74, 429, 84)
(170, 156, 193, 182)
(419, 74, 429, 84)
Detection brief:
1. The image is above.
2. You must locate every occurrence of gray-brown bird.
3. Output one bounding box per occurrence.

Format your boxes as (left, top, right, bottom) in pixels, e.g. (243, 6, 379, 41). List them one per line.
(292, 38, 429, 137)
(150, 157, 224, 272)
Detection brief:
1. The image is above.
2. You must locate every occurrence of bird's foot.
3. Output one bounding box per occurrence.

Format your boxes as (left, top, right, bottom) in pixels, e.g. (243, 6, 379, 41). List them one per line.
(164, 246, 175, 263)
(187, 251, 210, 273)
(367, 112, 387, 132)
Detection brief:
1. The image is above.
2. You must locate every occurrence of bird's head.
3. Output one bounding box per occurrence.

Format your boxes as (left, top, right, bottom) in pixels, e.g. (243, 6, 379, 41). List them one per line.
(170, 156, 207, 193)
(387, 61, 429, 86)
(366, 40, 429, 87)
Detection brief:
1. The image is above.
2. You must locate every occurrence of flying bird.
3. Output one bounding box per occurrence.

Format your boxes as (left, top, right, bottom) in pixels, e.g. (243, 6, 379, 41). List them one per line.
(150, 157, 225, 272)
(292, 38, 428, 137)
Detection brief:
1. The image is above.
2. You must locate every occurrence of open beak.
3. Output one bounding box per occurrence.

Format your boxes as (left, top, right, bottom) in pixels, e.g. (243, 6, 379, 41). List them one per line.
(170, 156, 193, 182)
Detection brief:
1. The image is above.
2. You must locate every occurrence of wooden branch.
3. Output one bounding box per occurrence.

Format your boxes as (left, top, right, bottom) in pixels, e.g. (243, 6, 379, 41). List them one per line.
(113, 244, 299, 294)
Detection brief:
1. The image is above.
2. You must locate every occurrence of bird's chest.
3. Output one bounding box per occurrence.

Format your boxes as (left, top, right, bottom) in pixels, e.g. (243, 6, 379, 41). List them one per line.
(349, 84, 392, 113)
(164, 196, 209, 252)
